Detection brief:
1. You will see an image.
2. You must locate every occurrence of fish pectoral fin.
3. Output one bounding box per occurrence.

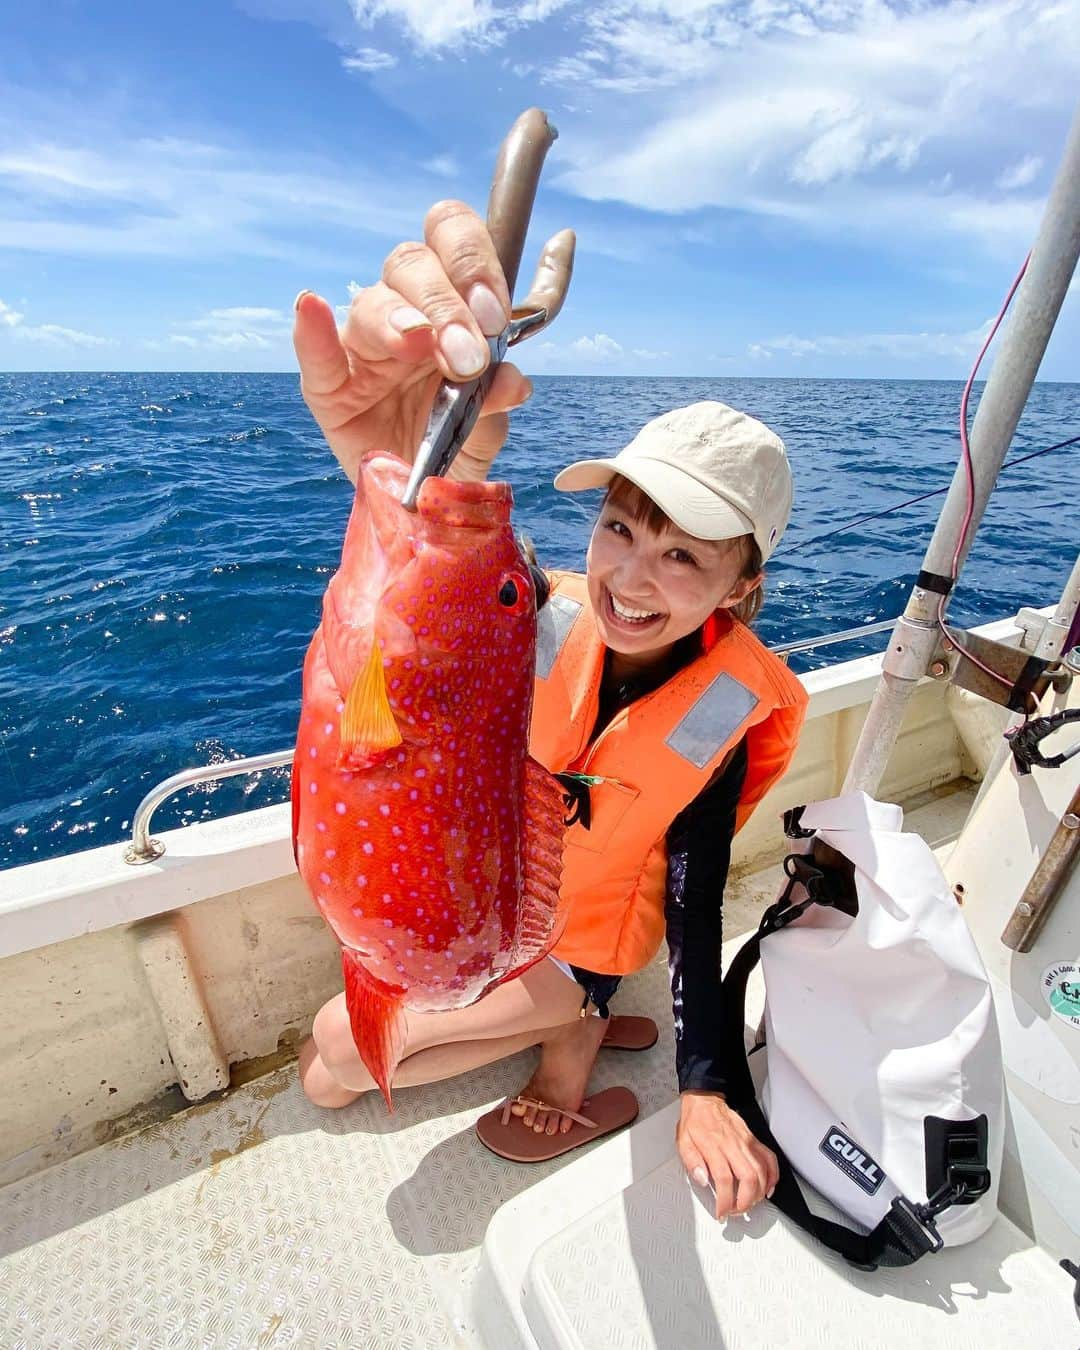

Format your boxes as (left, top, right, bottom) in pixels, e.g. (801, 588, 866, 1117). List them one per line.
(494, 756, 566, 986)
(339, 642, 403, 766)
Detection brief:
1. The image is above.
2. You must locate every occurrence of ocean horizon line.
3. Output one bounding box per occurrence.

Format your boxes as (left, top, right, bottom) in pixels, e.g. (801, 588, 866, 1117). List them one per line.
(3, 370, 1078, 386)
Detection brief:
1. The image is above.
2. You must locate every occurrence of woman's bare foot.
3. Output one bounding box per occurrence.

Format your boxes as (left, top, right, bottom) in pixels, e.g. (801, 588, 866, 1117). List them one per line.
(511, 1015, 610, 1136)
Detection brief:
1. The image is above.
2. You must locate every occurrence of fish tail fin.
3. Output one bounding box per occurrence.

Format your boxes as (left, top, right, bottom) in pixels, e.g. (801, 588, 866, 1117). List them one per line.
(341, 949, 406, 1111)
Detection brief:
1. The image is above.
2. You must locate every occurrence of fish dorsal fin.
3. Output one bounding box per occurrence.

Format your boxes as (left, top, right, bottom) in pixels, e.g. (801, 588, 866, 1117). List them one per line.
(339, 642, 403, 767)
(494, 756, 566, 984)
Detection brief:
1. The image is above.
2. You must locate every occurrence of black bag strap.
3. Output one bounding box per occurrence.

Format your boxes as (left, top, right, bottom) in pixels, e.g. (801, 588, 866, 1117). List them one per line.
(720, 853, 956, 1270)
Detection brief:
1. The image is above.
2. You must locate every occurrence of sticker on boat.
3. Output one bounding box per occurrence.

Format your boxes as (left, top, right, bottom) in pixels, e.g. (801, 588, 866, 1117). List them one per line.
(1042, 962, 1080, 1030)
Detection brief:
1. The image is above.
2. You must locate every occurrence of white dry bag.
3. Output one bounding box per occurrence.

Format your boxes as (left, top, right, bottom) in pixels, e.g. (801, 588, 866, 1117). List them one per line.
(722, 791, 1004, 1268)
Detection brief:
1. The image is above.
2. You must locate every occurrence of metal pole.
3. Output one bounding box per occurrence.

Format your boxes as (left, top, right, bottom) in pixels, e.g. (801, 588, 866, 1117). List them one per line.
(843, 104, 1080, 797)
(1000, 783, 1080, 951)
(1030, 552, 1080, 669)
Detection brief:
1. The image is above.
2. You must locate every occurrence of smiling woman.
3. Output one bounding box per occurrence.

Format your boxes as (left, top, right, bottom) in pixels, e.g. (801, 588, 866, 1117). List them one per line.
(591, 476, 765, 651)
(292, 187, 808, 1221)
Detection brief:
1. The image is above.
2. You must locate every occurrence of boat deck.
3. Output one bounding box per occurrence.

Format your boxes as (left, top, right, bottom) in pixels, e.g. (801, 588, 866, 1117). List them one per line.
(0, 786, 1020, 1350)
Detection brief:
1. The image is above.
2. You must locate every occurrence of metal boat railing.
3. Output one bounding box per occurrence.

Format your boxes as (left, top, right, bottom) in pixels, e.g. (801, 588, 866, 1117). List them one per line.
(123, 616, 902, 864)
(768, 618, 896, 658)
(124, 750, 295, 864)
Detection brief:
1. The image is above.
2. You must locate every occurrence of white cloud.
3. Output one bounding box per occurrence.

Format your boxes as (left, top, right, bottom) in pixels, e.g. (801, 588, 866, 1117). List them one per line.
(239, 0, 1075, 272)
(187, 306, 290, 329)
(205, 331, 274, 350)
(525, 331, 677, 370)
(423, 154, 460, 178)
(790, 115, 920, 188)
(542, 0, 1078, 257)
(996, 154, 1043, 191)
(348, 0, 498, 49)
(19, 323, 111, 347)
(337, 282, 365, 322)
(8, 2, 1072, 282)
(0, 297, 109, 346)
(0, 137, 422, 263)
(341, 0, 578, 52)
(342, 46, 398, 71)
(570, 333, 624, 360)
(162, 304, 293, 353)
(749, 318, 996, 362)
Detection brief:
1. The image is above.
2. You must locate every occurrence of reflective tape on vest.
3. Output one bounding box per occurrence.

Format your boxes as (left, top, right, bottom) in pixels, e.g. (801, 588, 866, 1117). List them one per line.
(536, 594, 582, 680)
(665, 671, 759, 768)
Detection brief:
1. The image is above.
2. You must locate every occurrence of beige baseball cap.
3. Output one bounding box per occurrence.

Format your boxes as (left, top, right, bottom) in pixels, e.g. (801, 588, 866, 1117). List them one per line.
(553, 401, 792, 561)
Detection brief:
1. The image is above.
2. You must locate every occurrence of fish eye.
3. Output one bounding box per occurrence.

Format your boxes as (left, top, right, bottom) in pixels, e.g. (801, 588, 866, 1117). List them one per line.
(497, 569, 531, 616)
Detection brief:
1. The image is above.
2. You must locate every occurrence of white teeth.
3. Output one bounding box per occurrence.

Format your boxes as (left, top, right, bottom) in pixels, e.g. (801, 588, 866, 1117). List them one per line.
(610, 593, 659, 622)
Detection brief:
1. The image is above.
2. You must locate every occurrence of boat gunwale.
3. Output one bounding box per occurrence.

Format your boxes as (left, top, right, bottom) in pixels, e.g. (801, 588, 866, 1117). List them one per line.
(0, 610, 1036, 963)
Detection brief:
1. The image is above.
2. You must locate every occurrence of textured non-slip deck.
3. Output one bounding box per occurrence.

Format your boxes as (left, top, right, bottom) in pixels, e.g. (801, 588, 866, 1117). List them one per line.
(0, 792, 983, 1349)
(1, 952, 680, 1350)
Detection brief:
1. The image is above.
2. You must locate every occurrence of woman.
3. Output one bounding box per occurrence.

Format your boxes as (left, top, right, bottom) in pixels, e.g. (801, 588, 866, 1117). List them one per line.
(293, 200, 806, 1220)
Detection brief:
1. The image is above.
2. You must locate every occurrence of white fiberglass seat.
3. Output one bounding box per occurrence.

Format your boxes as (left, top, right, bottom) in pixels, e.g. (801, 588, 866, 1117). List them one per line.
(473, 1095, 1071, 1350)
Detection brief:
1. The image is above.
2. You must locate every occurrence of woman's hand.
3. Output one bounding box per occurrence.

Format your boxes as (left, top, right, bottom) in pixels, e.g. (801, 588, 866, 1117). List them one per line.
(677, 1090, 779, 1219)
(293, 199, 533, 487)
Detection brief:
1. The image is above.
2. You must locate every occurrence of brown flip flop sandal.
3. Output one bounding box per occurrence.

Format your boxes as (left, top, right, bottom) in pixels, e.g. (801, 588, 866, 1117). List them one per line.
(475, 1086, 639, 1163)
(600, 1015, 659, 1051)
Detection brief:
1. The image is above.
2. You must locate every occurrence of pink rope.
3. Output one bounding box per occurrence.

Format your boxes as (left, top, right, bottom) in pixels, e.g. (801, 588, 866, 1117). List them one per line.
(938, 254, 1031, 691)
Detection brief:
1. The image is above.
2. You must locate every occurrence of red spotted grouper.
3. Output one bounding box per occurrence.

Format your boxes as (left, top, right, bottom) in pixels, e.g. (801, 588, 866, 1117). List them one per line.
(292, 451, 564, 1106)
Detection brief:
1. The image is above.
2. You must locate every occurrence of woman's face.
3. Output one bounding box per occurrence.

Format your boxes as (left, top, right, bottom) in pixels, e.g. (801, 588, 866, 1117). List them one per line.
(586, 499, 761, 666)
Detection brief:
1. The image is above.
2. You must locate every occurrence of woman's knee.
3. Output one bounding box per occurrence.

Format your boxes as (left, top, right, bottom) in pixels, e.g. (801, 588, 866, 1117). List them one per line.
(311, 993, 359, 1076)
(298, 1034, 360, 1107)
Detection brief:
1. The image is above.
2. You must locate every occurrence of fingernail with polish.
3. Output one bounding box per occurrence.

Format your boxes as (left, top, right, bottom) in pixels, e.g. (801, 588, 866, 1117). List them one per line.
(692, 1166, 709, 1187)
(294, 289, 314, 312)
(389, 306, 433, 334)
(440, 323, 487, 379)
(468, 282, 507, 337)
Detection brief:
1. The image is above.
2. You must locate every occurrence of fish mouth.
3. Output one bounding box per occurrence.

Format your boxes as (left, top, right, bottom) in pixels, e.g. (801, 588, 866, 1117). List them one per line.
(362, 453, 514, 531)
(603, 586, 665, 634)
(414, 474, 514, 531)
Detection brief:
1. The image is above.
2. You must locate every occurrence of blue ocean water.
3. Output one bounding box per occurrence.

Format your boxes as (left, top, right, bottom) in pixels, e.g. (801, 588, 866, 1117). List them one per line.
(1, 372, 1076, 872)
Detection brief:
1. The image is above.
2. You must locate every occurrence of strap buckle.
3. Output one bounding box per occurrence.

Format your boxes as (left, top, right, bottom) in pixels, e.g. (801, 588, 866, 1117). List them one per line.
(909, 1126, 990, 1237)
(763, 853, 856, 935)
(942, 1128, 992, 1200)
(889, 1195, 945, 1257)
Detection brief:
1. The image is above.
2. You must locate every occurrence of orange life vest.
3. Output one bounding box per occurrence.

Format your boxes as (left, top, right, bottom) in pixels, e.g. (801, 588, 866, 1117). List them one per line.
(530, 572, 808, 975)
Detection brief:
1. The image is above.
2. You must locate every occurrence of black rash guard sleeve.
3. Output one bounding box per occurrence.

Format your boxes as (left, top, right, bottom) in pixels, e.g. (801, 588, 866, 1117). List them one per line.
(664, 739, 748, 1096)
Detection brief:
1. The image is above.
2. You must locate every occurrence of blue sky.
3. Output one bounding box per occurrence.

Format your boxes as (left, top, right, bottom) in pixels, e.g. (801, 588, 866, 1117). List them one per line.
(1, 0, 1077, 379)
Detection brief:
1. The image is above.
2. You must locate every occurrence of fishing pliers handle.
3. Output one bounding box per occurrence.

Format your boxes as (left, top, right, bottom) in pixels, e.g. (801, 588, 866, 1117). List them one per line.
(402, 109, 575, 510)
